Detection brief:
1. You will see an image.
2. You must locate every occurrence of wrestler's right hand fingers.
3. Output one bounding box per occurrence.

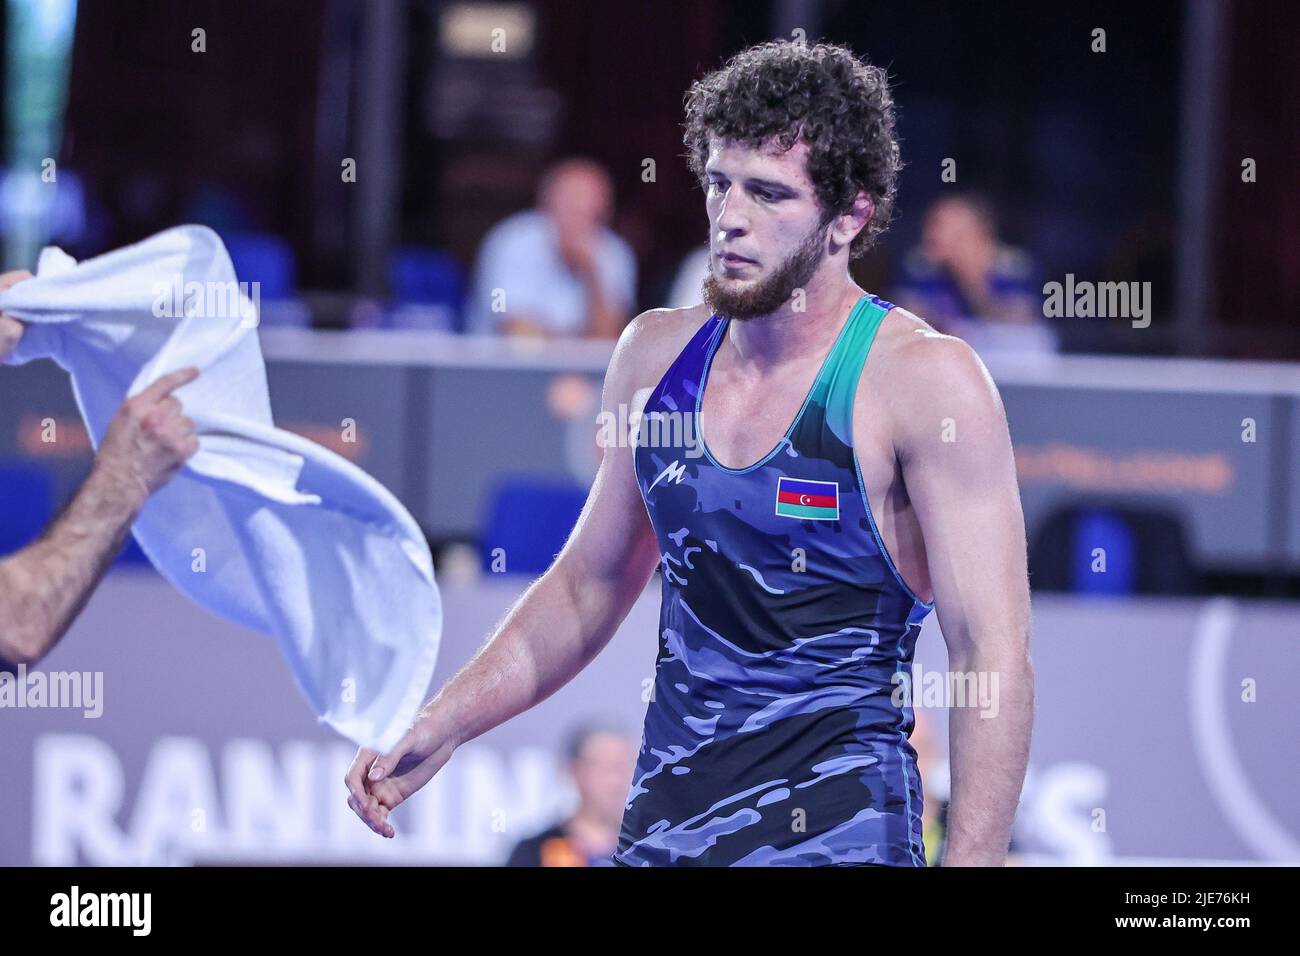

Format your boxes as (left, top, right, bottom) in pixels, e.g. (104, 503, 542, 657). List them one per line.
(345, 748, 383, 831)
(365, 727, 422, 783)
(347, 792, 389, 837)
(345, 749, 377, 806)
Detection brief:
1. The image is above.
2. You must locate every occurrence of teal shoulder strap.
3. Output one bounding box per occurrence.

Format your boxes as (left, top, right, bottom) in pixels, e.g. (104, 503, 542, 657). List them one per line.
(808, 294, 890, 447)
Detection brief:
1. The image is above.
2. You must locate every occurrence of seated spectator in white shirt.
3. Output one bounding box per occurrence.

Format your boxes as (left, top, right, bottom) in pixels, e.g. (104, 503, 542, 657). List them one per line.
(666, 244, 711, 309)
(467, 158, 637, 340)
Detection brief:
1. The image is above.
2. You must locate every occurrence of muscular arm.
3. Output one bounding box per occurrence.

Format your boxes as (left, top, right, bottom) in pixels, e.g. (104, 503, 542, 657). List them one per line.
(0, 467, 146, 670)
(0, 366, 199, 672)
(891, 332, 1034, 866)
(0, 273, 142, 668)
(423, 327, 660, 750)
(347, 310, 681, 836)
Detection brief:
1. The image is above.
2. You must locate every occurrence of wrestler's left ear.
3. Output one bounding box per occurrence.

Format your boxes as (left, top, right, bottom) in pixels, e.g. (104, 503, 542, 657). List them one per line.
(828, 192, 874, 253)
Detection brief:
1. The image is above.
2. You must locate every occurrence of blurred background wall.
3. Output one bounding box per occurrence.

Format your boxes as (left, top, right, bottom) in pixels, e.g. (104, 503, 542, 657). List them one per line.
(8, 0, 1293, 355)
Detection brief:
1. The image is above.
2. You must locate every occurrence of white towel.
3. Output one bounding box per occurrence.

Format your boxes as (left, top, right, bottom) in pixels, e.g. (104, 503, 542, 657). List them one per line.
(1, 225, 440, 751)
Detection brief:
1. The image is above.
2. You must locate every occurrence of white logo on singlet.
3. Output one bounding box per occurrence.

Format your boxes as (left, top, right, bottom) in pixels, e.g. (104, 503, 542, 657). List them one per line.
(648, 459, 688, 492)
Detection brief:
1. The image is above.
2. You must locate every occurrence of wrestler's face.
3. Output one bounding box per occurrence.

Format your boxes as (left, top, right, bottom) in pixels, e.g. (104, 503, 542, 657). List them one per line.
(701, 137, 832, 320)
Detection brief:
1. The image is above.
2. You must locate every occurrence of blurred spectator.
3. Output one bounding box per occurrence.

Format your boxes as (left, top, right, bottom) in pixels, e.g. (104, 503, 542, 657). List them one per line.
(504, 721, 635, 866)
(666, 243, 711, 308)
(895, 193, 1058, 354)
(467, 158, 636, 340)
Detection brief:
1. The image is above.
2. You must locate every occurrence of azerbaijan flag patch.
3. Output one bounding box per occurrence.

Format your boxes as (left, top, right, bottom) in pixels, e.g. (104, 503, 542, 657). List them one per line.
(775, 477, 840, 521)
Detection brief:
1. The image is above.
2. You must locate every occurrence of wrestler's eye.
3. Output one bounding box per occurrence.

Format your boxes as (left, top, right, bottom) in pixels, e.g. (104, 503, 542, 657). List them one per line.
(706, 178, 728, 195)
(753, 189, 778, 203)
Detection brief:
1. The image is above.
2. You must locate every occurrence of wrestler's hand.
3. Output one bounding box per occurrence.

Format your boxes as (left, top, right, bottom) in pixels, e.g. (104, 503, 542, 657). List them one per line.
(345, 716, 457, 838)
(94, 366, 201, 507)
(0, 269, 33, 362)
(556, 221, 599, 276)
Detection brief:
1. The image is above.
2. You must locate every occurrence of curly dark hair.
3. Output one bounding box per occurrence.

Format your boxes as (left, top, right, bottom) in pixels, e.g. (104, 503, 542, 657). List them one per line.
(683, 40, 902, 258)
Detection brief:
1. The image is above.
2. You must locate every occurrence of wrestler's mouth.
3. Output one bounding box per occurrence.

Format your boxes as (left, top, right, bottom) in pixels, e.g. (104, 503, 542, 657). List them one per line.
(718, 252, 757, 267)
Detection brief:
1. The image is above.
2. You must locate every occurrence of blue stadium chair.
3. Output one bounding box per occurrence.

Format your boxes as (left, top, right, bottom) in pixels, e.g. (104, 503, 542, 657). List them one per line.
(480, 475, 588, 575)
(387, 247, 465, 331)
(1030, 502, 1195, 596)
(0, 463, 56, 557)
(222, 231, 307, 328)
(222, 231, 297, 301)
(1070, 508, 1137, 595)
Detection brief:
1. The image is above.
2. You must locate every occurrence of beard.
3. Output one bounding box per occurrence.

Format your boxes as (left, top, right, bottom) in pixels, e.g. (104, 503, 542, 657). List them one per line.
(701, 217, 829, 320)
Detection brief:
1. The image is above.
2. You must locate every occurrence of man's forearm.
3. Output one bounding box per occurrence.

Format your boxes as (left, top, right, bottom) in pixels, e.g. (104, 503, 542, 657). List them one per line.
(420, 554, 644, 751)
(0, 465, 144, 666)
(942, 643, 1034, 865)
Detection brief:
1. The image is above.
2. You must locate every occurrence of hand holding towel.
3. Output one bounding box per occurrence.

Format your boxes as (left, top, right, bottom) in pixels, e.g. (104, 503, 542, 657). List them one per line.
(1, 225, 441, 751)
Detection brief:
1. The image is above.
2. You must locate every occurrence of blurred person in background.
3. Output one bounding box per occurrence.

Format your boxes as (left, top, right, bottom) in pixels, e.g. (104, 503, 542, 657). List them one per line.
(467, 158, 637, 340)
(0, 270, 200, 671)
(895, 193, 1058, 354)
(666, 243, 712, 308)
(504, 721, 635, 867)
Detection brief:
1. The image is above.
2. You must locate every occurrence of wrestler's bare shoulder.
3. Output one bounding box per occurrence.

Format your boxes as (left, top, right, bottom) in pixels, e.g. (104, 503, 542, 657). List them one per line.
(865, 305, 1003, 422)
(622, 303, 711, 359)
(607, 304, 711, 397)
(871, 305, 984, 376)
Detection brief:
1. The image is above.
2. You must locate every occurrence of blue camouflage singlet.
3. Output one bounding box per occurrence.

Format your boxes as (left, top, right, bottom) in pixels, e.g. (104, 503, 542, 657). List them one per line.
(613, 293, 935, 866)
